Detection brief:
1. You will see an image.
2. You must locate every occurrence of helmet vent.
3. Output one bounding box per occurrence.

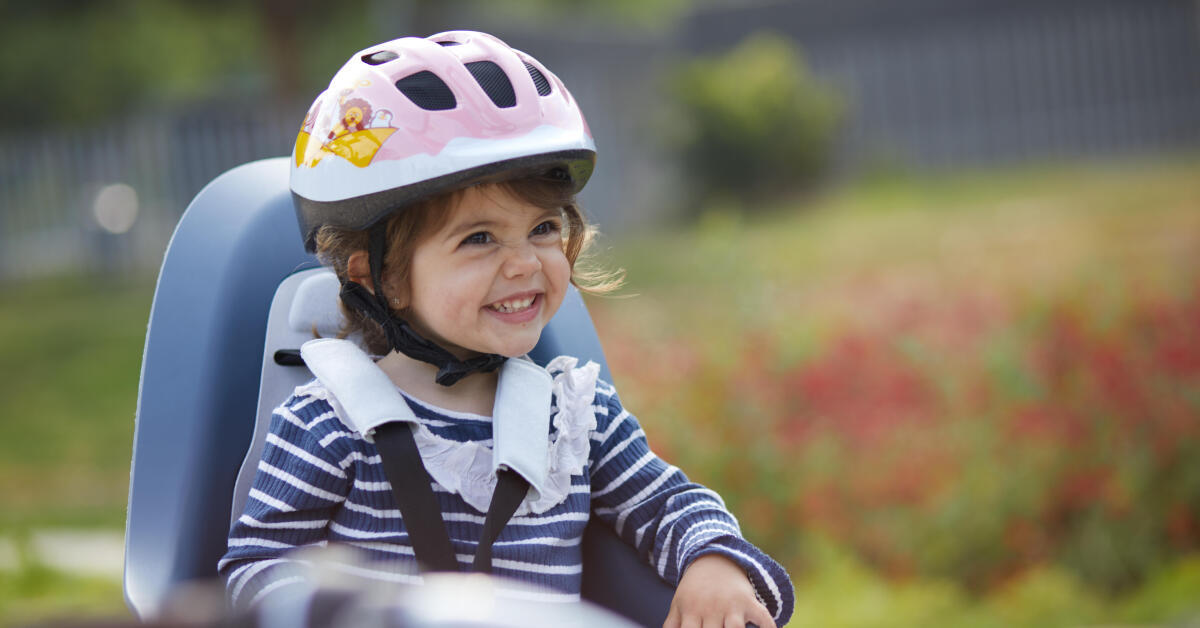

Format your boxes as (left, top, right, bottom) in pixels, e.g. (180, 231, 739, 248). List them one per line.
(524, 62, 552, 96)
(436, 40, 462, 46)
(395, 71, 457, 111)
(465, 61, 517, 108)
(362, 50, 398, 65)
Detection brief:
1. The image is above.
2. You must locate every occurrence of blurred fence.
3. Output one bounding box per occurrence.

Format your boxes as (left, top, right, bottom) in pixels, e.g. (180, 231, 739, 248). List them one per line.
(0, 34, 669, 281)
(2, 0, 1198, 280)
(0, 105, 304, 280)
(686, 0, 1200, 169)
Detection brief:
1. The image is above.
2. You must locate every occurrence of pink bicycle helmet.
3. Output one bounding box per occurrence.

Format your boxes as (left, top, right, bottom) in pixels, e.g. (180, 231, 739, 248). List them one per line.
(290, 30, 596, 251)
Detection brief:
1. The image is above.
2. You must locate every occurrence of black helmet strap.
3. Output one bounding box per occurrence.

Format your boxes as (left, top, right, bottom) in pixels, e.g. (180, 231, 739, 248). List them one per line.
(338, 223, 506, 387)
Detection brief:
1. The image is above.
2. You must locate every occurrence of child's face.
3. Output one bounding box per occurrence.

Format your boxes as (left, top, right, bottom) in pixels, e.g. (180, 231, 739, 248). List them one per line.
(392, 184, 571, 361)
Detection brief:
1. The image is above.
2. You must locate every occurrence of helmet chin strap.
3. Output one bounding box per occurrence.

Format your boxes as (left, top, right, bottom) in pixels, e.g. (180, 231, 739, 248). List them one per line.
(338, 224, 506, 387)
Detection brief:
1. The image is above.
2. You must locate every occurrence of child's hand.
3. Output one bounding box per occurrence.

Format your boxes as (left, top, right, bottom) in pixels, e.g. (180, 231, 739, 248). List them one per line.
(665, 553, 776, 628)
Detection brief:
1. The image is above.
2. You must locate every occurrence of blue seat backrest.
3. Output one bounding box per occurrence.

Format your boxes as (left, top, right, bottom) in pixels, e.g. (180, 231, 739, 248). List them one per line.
(124, 157, 673, 626)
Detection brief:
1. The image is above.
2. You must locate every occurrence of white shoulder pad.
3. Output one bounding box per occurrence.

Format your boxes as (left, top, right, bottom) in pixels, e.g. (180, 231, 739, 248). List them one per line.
(493, 358, 553, 502)
(299, 338, 416, 440)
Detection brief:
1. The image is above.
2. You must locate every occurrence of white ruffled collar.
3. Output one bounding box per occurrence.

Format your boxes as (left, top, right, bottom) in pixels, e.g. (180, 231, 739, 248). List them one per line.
(298, 354, 600, 515)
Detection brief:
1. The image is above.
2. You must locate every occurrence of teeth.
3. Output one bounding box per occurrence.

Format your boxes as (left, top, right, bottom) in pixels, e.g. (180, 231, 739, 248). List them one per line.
(489, 296, 535, 313)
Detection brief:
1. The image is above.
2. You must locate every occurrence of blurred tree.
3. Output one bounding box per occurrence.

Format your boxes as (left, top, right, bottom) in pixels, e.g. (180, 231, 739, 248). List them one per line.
(0, 0, 703, 132)
(0, 0, 372, 131)
(668, 32, 844, 215)
(0, 0, 253, 129)
(260, 0, 304, 104)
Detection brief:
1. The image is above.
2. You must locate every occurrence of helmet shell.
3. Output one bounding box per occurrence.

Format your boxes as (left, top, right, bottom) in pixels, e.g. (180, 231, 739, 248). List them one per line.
(290, 30, 596, 250)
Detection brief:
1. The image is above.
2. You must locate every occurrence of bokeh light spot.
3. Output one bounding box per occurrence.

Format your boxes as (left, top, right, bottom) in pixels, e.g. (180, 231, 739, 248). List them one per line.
(93, 183, 139, 234)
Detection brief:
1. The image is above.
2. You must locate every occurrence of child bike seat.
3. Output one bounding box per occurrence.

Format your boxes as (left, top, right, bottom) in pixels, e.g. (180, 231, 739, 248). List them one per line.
(123, 157, 674, 626)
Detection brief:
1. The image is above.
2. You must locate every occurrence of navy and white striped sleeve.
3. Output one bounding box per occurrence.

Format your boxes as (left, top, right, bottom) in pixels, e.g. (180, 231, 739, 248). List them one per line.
(218, 392, 352, 611)
(588, 382, 794, 625)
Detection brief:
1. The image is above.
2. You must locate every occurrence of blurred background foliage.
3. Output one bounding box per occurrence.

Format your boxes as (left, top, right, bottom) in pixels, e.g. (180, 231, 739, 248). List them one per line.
(0, 0, 695, 132)
(669, 33, 843, 213)
(595, 159, 1200, 624)
(2, 0, 1200, 626)
(0, 0, 369, 130)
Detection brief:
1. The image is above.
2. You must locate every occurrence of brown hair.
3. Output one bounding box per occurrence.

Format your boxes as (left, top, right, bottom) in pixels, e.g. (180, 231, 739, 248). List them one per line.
(314, 177, 623, 355)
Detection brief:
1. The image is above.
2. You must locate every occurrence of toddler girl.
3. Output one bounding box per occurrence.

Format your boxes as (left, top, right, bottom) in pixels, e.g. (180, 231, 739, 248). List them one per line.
(219, 30, 794, 627)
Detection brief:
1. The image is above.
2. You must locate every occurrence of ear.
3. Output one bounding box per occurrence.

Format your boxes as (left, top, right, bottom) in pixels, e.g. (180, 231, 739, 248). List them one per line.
(347, 249, 409, 310)
(347, 250, 373, 293)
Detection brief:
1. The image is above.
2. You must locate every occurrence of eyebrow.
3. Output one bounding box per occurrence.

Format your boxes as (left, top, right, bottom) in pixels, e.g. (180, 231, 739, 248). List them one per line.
(447, 219, 500, 237)
(443, 208, 562, 240)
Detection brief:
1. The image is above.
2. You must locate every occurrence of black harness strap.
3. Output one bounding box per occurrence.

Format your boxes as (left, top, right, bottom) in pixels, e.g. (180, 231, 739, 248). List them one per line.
(372, 422, 459, 572)
(372, 422, 530, 574)
(472, 468, 529, 573)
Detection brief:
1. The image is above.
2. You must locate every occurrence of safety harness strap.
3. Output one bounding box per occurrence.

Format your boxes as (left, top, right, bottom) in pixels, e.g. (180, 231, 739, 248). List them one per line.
(373, 423, 530, 574)
(472, 468, 529, 573)
(372, 422, 460, 572)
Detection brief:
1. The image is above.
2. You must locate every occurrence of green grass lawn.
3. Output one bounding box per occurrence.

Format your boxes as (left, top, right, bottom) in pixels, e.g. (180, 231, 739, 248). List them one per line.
(0, 275, 152, 623)
(0, 566, 127, 627)
(0, 275, 154, 532)
(607, 157, 1200, 329)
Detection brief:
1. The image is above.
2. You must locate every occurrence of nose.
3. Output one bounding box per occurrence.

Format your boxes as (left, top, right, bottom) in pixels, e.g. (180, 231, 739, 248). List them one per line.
(501, 242, 542, 279)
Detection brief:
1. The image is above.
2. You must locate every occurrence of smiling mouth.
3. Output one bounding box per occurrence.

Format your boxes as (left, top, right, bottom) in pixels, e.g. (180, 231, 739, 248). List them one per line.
(487, 294, 537, 314)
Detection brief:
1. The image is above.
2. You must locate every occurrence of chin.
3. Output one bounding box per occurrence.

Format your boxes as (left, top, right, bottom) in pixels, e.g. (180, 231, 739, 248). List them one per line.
(496, 337, 541, 359)
(450, 337, 535, 361)
(499, 345, 538, 359)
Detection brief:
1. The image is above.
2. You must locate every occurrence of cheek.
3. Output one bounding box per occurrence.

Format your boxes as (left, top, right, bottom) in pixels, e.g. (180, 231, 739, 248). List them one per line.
(407, 280, 474, 344)
(548, 246, 571, 280)
(425, 268, 488, 320)
(542, 250, 572, 305)
(385, 266, 423, 311)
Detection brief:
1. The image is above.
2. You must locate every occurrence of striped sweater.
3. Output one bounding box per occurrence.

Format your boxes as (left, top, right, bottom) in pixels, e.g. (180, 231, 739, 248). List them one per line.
(219, 356, 794, 624)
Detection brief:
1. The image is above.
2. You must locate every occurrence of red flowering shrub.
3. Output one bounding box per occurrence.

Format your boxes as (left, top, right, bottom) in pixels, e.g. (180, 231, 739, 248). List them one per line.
(593, 166, 1200, 595)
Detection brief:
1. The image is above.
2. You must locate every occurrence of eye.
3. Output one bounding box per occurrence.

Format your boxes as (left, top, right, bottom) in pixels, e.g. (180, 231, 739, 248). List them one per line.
(531, 220, 561, 238)
(461, 231, 492, 246)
